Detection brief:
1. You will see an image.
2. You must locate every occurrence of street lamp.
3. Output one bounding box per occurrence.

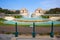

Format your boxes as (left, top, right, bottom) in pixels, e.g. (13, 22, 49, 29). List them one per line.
(49, 17, 60, 38)
(4, 17, 18, 37)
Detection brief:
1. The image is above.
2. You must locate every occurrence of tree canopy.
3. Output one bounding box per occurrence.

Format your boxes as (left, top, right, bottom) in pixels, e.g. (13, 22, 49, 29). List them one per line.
(0, 7, 20, 14)
(45, 8, 60, 14)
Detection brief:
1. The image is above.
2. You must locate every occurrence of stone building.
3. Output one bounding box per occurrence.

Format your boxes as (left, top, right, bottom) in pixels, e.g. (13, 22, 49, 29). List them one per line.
(31, 8, 46, 17)
(20, 8, 29, 17)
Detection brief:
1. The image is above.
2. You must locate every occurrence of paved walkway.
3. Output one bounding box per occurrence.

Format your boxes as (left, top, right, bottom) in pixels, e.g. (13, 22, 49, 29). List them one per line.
(0, 34, 60, 40)
(11, 37, 58, 40)
(15, 38, 58, 40)
(11, 35, 58, 40)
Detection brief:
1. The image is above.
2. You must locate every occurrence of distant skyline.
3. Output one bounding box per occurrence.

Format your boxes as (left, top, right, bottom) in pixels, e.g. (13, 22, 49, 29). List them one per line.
(0, 0, 60, 13)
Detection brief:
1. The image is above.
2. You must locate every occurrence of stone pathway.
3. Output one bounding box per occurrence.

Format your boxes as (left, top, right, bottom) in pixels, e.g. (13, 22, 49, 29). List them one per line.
(16, 38, 57, 40)
(11, 37, 58, 40)
(0, 34, 14, 40)
(11, 35, 57, 40)
(0, 34, 60, 40)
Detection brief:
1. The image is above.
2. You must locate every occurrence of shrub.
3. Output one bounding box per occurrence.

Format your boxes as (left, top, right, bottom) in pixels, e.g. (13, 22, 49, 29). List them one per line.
(0, 18, 6, 21)
(14, 15, 22, 18)
(41, 15, 49, 18)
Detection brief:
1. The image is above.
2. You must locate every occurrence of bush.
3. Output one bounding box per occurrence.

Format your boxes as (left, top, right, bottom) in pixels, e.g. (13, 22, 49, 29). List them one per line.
(0, 18, 6, 21)
(41, 15, 49, 18)
(14, 15, 22, 18)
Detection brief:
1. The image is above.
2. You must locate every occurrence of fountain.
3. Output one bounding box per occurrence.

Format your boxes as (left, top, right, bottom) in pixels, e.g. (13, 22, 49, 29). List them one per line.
(3, 8, 60, 26)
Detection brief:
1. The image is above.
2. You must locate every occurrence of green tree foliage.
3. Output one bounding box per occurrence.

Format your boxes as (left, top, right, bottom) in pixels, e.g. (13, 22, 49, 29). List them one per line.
(0, 7, 19, 14)
(15, 10, 20, 14)
(41, 8, 60, 18)
(41, 15, 49, 18)
(0, 18, 6, 21)
(14, 15, 23, 18)
(45, 8, 60, 14)
(0, 7, 3, 13)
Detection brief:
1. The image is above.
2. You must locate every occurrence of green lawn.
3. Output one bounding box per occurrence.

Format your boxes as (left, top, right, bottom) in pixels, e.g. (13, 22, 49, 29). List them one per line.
(0, 21, 60, 27)
(0, 21, 30, 26)
(35, 23, 60, 27)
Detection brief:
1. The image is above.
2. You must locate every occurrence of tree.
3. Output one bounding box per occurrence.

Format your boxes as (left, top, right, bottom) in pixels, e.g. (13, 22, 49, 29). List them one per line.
(15, 10, 20, 14)
(41, 15, 49, 18)
(14, 15, 23, 18)
(45, 8, 60, 14)
(0, 7, 2, 10)
(0, 7, 3, 13)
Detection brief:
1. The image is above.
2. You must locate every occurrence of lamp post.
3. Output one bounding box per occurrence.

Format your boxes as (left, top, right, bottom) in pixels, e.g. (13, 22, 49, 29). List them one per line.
(4, 17, 18, 37)
(32, 22, 35, 38)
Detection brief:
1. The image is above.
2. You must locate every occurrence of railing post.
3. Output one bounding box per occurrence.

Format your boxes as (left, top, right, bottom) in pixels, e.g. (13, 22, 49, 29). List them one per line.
(15, 22, 18, 37)
(32, 22, 35, 38)
(50, 21, 54, 38)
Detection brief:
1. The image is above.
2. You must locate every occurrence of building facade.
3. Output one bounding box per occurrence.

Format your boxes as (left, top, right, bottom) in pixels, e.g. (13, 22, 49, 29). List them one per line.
(31, 8, 46, 17)
(20, 8, 29, 17)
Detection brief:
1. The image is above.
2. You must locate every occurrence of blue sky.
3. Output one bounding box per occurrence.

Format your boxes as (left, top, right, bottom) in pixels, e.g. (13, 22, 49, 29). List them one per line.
(0, 0, 60, 13)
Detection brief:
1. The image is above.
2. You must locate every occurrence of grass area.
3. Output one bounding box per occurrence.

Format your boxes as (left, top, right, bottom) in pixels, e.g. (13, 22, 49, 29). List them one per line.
(0, 18, 6, 21)
(54, 24, 60, 26)
(0, 21, 60, 27)
(35, 24, 51, 27)
(0, 22, 14, 26)
(35, 24, 60, 27)
(0, 21, 30, 26)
